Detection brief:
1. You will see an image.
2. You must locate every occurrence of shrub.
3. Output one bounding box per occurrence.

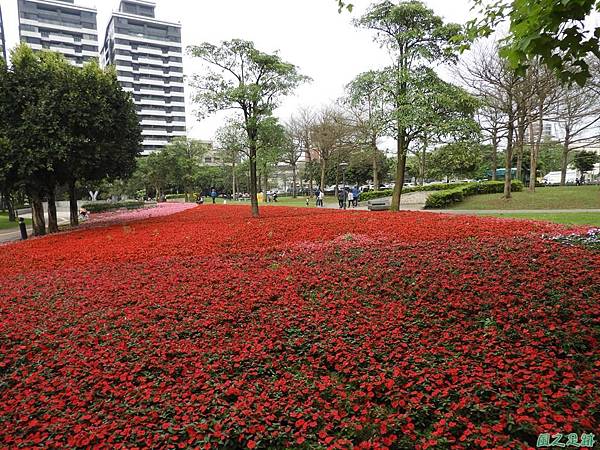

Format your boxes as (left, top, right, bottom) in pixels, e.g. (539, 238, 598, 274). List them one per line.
(359, 190, 394, 202)
(425, 181, 524, 209)
(425, 188, 465, 208)
(82, 201, 146, 213)
(165, 194, 186, 200)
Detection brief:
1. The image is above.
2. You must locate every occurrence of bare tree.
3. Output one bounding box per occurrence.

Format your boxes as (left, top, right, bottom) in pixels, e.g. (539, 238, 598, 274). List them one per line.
(286, 107, 316, 195)
(310, 108, 352, 192)
(344, 71, 389, 189)
(458, 44, 524, 198)
(477, 99, 507, 181)
(548, 83, 600, 185)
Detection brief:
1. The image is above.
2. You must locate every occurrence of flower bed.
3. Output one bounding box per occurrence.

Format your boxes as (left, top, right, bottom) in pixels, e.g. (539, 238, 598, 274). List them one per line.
(81, 201, 146, 213)
(0, 206, 598, 449)
(81, 202, 196, 229)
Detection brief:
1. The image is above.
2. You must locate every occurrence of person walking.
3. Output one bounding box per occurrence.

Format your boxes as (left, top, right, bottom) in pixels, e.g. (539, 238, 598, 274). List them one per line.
(318, 190, 325, 207)
(347, 190, 354, 209)
(338, 189, 346, 209)
(352, 187, 359, 207)
(210, 189, 218, 204)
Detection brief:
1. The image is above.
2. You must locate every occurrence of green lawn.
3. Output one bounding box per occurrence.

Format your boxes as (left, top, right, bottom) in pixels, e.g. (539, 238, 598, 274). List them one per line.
(0, 213, 31, 231)
(448, 185, 600, 210)
(482, 212, 600, 227)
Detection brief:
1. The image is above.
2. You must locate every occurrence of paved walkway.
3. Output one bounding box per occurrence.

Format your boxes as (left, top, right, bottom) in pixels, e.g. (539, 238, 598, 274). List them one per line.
(327, 191, 432, 211)
(0, 210, 70, 245)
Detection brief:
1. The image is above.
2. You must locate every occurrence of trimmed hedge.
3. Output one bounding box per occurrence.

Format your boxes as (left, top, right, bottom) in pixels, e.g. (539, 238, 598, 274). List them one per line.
(165, 194, 186, 200)
(82, 201, 146, 213)
(359, 190, 394, 202)
(425, 181, 524, 209)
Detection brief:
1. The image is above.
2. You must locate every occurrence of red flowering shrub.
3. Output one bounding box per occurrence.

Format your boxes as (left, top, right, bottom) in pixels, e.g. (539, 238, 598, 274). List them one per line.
(0, 206, 598, 449)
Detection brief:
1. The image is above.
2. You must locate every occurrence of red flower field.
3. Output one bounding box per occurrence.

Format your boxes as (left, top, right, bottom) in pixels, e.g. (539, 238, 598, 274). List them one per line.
(0, 206, 598, 449)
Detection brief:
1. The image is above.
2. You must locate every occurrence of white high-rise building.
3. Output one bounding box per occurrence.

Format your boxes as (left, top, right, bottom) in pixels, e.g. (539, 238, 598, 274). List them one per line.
(101, 0, 186, 155)
(17, 0, 98, 67)
(0, 5, 6, 61)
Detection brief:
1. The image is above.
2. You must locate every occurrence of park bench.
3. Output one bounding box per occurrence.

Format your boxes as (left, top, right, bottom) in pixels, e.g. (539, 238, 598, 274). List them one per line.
(367, 199, 390, 211)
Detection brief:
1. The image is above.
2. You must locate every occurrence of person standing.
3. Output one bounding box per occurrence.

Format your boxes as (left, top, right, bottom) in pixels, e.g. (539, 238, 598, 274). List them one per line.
(352, 187, 359, 207)
(210, 189, 218, 204)
(338, 189, 346, 209)
(318, 190, 325, 207)
(347, 190, 354, 209)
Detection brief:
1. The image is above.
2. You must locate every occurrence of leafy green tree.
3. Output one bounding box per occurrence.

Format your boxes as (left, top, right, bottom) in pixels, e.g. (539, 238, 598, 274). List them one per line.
(161, 138, 209, 202)
(345, 147, 389, 186)
(573, 150, 599, 176)
(256, 116, 287, 197)
(0, 45, 140, 233)
(215, 119, 247, 197)
(467, 0, 600, 85)
(137, 152, 171, 201)
(538, 140, 565, 174)
(61, 62, 141, 225)
(355, 1, 469, 211)
(428, 142, 484, 180)
(0, 45, 72, 235)
(189, 39, 309, 216)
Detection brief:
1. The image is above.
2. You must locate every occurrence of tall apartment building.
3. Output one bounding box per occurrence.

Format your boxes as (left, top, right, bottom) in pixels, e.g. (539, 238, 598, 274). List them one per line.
(0, 5, 6, 61)
(17, 0, 98, 67)
(101, 0, 186, 155)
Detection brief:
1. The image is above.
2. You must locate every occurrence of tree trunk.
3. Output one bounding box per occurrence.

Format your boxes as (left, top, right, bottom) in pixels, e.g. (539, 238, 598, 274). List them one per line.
(306, 149, 314, 192)
(30, 192, 46, 236)
(560, 127, 570, 186)
(515, 117, 526, 182)
(320, 159, 326, 192)
(249, 140, 259, 217)
(3, 191, 16, 222)
(69, 179, 79, 227)
(232, 157, 237, 199)
(391, 126, 407, 211)
(262, 164, 268, 200)
(334, 163, 339, 197)
(491, 132, 498, 181)
(504, 119, 515, 199)
(372, 139, 379, 189)
(421, 135, 428, 186)
(47, 188, 59, 234)
(292, 163, 297, 198)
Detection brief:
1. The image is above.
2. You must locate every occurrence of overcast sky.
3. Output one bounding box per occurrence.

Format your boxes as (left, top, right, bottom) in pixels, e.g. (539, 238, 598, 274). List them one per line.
(0, 0, 475, 143)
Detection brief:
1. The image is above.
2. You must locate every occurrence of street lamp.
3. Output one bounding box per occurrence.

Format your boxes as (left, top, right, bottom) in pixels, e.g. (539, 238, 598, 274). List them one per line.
(339, 162, 349, 210)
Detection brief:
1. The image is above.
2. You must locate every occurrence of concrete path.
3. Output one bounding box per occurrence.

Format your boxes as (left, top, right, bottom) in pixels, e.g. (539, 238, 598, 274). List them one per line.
(0, 210, 71, 245)
(326, 191, 432, 211)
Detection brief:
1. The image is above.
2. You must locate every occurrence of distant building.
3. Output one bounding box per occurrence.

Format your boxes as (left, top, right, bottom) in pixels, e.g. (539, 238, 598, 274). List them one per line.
(201, 143, 225, 167)
(525, 121, 557, 142)
(101, 0, 186, 155)
(17, 0, 99, 67)
(0, 5, 6, 61)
